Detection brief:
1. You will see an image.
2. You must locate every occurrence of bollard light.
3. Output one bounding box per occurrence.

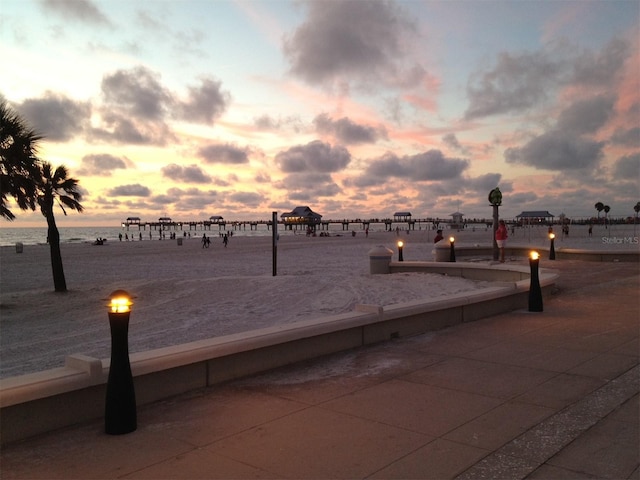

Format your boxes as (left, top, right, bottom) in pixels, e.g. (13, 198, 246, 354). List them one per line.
(397, 241, 404, 262)
(105, 290, 137, 435)
(449, 237, 456, 262)
(528, 252, 543, 312)
(549, 233, 556, 260)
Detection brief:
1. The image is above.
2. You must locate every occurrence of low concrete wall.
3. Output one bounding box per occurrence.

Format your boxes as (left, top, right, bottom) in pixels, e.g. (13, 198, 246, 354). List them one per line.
(432, 243, 639, 262)
(0, 262, 557, 445)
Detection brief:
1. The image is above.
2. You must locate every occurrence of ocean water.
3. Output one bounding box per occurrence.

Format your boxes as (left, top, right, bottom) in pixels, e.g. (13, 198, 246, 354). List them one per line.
(0, 222, 399, 247)
(0, 225, 275, 247)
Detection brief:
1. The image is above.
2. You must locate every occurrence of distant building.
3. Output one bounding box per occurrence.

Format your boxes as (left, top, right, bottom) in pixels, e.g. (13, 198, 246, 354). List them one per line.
(209, 215, 224, 223)
(393, 211, 412, 222)
(450, 211, 464, 228)
(281, 206, 322, 230)
(515, 211, 555, 225)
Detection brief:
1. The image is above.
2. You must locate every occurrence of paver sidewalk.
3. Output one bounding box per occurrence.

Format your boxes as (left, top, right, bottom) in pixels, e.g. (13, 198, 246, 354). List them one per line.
(1, 261, 638, 479)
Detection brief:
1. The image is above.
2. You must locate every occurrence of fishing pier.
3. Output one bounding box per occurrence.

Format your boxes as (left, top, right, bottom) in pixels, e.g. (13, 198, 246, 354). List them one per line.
(122, 214, 443, 233)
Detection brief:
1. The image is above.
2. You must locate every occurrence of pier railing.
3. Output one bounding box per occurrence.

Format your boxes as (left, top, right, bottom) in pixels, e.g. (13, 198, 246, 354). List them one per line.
(121, 218, 483, 232)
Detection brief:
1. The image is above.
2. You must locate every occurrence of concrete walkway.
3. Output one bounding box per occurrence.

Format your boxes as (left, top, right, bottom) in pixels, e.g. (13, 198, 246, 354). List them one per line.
(1, 260, 638, 479)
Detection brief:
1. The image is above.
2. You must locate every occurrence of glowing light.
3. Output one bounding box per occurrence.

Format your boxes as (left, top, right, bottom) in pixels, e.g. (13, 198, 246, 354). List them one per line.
(397, 241, 404, 247)
(449, 237, 455, 243)
(549, 233, 555, 239)
(530, 251, 539, 260)
(108, 290, 133, 313)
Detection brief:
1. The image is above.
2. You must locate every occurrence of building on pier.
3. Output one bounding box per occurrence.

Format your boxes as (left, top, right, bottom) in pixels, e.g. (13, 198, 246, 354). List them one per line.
(281, 206, 322, 232)
(450, 211, 464, 229)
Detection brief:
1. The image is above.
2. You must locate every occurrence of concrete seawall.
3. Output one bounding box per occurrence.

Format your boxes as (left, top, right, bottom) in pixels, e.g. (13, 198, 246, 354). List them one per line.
(0, 261, 559, 445)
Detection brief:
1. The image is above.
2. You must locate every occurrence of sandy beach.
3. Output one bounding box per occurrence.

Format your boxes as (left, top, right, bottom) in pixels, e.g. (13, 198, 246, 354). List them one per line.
(1, 224, 637, 379)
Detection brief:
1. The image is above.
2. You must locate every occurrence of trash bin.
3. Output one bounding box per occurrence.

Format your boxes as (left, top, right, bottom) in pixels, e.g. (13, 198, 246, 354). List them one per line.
(15, 242, 23, 253)
(177, 237, 183, 246)
(433, 241, 449, 262)
(369, 245, 393, 274)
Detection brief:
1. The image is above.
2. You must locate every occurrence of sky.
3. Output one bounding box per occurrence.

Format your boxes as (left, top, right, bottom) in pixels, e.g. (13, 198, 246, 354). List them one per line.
(1, 0, 639, 227)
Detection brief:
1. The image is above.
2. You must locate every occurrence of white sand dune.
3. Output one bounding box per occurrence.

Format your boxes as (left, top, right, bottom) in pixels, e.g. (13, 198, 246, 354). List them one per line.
(1, 224, 637, 378)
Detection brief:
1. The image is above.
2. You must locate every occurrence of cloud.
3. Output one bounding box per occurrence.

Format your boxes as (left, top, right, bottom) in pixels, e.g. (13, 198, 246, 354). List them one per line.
(275, 140, 351, 173)
(570, 37, 630, 87)
(163, 187, 219, 211)
(277, 172, 342, 201)
(365, 149, 469, 182)
(178, 78, 230, 125)
(93, 66, 182, 145)
(161, 163, 212, 183)
(465, 38, 631, 119)
(108, 184, 151, 196)
(228, 191, 264, 207)
(465, 50, 564, 119)
(612, 153, 640, 180)
(505, 130, 605, 170)
(197, 143, 249, 164)
(16, 92, 90, 142)
(283, 0, 425, 90)
(503, 94, 614, 172)
(77, 153, 127, 176)
(556, 94, 616, 134)
(90, 112, 175, 145)
(611, 127, 640, 147)
(254, 172, 272, 183)
(254, 114, 304, 132)
(464, 173, 504, 194)
(40, 0, 111, 26)
(101, 66, 172, 121)
(313, 114, 386, 145)
(442, 133, 470, 155)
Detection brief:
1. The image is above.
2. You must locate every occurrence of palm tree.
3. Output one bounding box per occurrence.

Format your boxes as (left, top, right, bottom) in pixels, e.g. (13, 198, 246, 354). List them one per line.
(37, 163, 84, 292)
(594, 202, 604, 224)
(603, 205, 610, 229)
(0, 99, 41, 220)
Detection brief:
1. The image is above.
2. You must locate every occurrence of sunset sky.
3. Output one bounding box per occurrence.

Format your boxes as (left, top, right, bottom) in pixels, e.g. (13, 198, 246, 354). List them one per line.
(2, 0, 639, 227)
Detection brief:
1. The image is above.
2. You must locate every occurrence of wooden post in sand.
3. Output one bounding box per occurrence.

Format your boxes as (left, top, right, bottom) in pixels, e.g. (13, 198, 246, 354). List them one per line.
(272, 211, 278, 276)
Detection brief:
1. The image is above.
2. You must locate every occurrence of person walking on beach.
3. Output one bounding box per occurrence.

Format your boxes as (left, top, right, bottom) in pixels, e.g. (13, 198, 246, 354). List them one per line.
(222, 234, 228, 248)
(202, 233, 210, 248)
(495, 219, 508, 263)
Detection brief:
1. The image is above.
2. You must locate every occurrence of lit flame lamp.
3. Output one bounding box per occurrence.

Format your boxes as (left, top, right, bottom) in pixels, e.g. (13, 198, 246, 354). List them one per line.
(449, 237, 456, 262)
(528, 252, 543, 312)
(105, 289, 137, 434)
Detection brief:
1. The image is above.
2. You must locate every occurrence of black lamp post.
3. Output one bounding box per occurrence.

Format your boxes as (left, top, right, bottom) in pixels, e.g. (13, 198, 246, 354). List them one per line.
(105, 290, 137, 435)
(549, 233, 556, 260)
(449, 237, 456, 262)
(528, 252, 543, 312)
(397, 241, 404, 261)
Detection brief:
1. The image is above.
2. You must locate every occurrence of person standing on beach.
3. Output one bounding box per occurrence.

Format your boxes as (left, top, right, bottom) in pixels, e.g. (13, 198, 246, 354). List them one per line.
(433, 229, 444, 243)
(495, 219, 508, 263)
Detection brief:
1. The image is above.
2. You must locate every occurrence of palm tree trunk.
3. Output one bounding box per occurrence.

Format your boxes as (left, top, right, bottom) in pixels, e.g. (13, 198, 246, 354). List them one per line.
(45, 208, 67, 292)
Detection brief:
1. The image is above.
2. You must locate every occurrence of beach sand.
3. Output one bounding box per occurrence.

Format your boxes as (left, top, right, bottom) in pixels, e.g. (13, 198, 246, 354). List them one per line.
(1, 224, 637, 378)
